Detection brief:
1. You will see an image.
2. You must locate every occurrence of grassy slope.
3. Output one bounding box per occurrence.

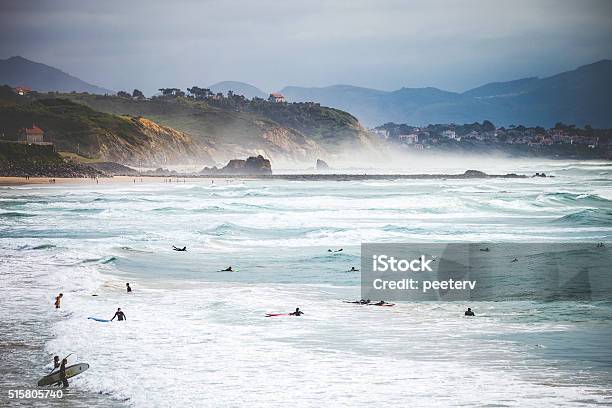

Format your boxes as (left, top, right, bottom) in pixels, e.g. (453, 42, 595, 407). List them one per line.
(0, 87, 213, 165)
(55, 94, 379, 161)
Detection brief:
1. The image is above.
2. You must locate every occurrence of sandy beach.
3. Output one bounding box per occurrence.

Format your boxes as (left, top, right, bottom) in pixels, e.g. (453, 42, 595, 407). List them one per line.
(0, 176, 235, 186)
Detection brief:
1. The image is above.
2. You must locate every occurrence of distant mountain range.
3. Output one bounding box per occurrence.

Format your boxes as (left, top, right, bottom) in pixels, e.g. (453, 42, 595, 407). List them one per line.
(0, 56, 112, 94)
(208, 81, 267, 99)
(281, 60, 612, 128)
(2, 56, 611, 128)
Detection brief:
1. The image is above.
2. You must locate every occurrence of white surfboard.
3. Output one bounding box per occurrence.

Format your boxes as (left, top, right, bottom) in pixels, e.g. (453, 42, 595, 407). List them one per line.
(37, 363, 89, 386)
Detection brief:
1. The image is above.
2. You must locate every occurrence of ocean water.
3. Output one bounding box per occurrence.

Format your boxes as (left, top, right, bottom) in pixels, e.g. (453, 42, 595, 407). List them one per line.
(1, 160, 612, 407)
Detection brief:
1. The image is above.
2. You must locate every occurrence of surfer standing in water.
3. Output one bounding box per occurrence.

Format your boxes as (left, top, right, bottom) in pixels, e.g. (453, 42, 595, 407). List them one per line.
(111, 308, 127, 321)
(59, 358, 68, 388)
(289, 308, 304, 316)
(126, 283, 132, 293)
(465, 307, 475, 316)
(53, 356, 60, 370)
(54, 293, 63, 309)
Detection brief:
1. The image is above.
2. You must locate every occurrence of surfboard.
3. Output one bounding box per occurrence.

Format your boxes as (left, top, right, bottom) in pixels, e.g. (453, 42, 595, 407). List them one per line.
(37, 363, 89, 386)
(265, 313, 290, 317)
(87, 317, 110, 322)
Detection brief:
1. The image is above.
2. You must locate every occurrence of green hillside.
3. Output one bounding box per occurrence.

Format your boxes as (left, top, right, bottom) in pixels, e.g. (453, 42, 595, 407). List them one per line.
(0, 86, 213, 165)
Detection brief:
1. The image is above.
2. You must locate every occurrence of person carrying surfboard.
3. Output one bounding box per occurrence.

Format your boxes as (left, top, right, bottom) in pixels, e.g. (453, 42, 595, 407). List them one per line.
(111, 308, 127, 321)
(54, 293, 63, 309)
(53, 356, 60, 370)
(59, 358, 69, 388)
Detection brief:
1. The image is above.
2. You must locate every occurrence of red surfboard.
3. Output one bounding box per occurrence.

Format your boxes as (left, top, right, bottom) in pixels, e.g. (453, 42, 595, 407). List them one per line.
(265, 313, 290, 317)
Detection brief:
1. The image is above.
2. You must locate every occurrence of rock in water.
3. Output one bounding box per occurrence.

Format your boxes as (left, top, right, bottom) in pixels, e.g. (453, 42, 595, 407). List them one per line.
(316, 159, 330, 171)
(217, 155, 272, 175)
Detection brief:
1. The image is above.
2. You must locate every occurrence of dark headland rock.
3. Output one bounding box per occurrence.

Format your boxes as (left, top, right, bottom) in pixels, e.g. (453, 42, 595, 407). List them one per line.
(462, 170, 488, 178)
(316, 159, 330, 171)
(201, 155, 272, 175)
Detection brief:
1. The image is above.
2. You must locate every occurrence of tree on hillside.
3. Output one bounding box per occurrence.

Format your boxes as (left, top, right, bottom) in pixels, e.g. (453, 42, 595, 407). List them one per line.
(187, 86, 212, 100)
(158, 88, 185, 97)
(117, 91, 131, 98)
(132, 89, 145, 99)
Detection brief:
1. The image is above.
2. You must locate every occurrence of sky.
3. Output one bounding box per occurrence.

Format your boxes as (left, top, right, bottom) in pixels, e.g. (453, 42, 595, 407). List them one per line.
(1, 0, 611, 95)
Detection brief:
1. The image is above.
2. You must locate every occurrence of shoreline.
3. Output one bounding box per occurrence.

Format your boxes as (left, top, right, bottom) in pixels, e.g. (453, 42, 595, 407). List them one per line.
(0, 171, 533, 186)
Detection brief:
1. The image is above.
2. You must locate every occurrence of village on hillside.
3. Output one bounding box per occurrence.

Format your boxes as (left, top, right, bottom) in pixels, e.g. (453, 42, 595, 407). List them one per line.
(371, 121, 612, 159)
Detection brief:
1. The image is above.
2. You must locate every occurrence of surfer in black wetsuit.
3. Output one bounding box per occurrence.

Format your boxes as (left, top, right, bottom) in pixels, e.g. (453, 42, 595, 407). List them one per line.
(373, 301, 387, 306)
(335, 248, 343, 252)
(173, 246, 187, 251)
(111, 308, 126, 321)
(221, 266, 233, 271)
(53, 356, 60, 370)
(349, 267, 359, 272)
(511, 258, 518, 263)
(464, 307, 475, 316)
(480, 247, 490, 252)
(59, 358, 68, 388)
(126, 283, 132, 293)
(289, 308, 304, 316)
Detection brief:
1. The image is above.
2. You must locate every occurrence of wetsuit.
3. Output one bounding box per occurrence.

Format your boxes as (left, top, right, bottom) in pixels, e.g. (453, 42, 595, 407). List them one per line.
(54, 296, 61, 309)
(59, 361, 68, 388)
(112, 311, 126, 321)
(465, 310, 475, 316)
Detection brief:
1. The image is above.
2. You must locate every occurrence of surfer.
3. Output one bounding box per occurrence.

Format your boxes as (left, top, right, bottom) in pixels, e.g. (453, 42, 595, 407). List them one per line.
(172, 246, 187, 251)
(53, 356, 60, 370)
(54, 293, 63, 309)
(349, 266, 359, 272)
(59, 358, 68, 388)
(221, 266, 233, 271)
(111, 308, 127, 321)
(126, 283, 132, 293)
(289, 308, 304, 316)
(480, 247, 490, 252)
(335, 248, 343, 252)
(373, 300, 387, 306)
(464, 307, 475, 316)
(511, 258, 518, 263)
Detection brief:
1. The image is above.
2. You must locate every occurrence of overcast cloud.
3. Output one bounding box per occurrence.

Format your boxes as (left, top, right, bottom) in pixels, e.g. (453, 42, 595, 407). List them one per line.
(1, 0, 611, 95)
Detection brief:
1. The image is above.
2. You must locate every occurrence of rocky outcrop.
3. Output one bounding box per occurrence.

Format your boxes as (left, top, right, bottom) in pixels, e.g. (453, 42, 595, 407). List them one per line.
(316, 159, 330, 171)
(201, 155, 272, 175)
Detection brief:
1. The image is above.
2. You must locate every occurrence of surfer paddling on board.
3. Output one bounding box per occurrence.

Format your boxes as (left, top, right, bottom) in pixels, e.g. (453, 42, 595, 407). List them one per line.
(172, 246, 187, 251)
(349, 266, 359, 272)
(111, 308, 126, 321)
(289, 308, 304, 316)
(221, 266, 233, 272)
(54, 293, 63, 309)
